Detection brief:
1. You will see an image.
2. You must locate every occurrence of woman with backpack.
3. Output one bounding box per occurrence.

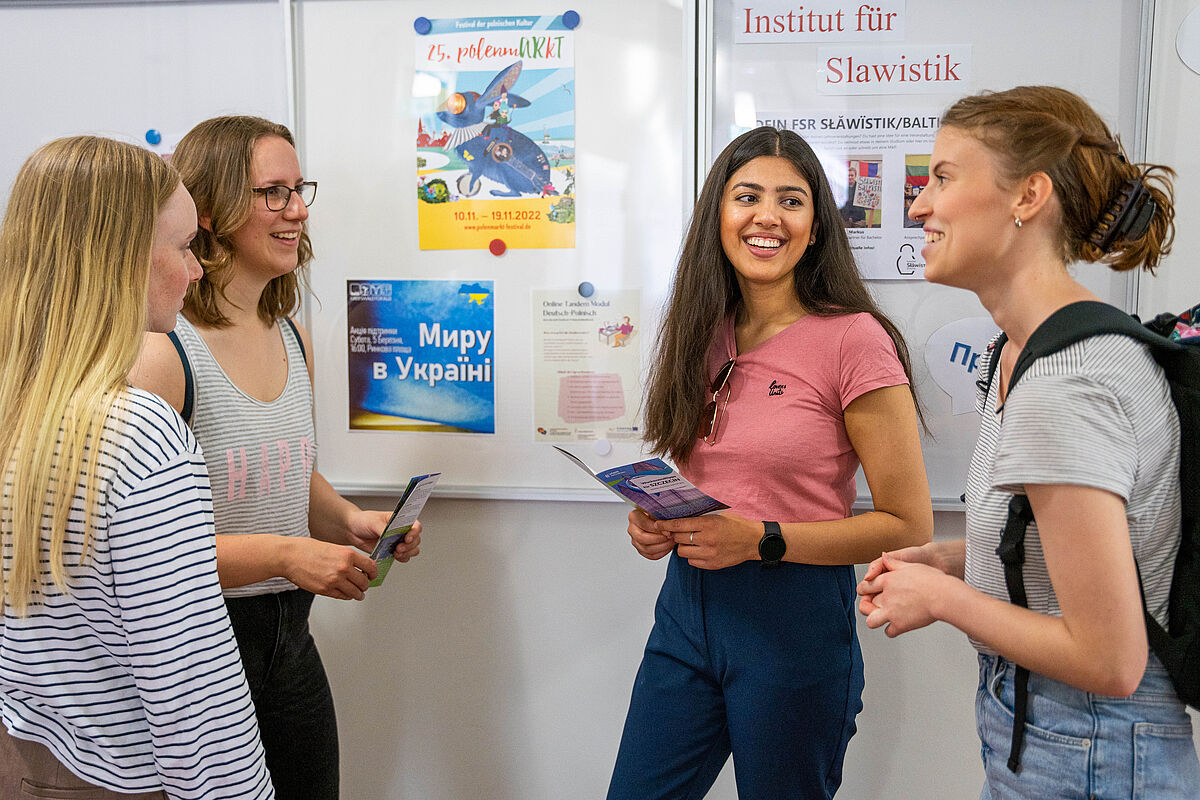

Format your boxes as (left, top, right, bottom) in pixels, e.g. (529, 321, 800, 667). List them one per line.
(857, 85, 1200, 797)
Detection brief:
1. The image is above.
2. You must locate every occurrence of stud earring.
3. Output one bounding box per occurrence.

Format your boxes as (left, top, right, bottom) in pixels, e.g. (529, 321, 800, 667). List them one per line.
(809, 236, 816, 245)
(1014, 217, 1023, 228)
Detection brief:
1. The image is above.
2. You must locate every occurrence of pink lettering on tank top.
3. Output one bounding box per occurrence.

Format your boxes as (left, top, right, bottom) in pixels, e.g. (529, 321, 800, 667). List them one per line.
(225, 438, 312, 501)
(277, 440, 292, 492)
(299, 436, 313, 475)
(256, 444, 273, 497)
(227, 447, 249, 501)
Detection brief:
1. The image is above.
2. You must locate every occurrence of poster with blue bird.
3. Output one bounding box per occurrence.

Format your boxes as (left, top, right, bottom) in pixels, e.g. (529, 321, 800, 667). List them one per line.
(414, 14, 575, 250)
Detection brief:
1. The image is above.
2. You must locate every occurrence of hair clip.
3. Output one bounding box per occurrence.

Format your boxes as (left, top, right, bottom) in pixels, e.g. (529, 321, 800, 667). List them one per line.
(1087, 177, 1156, 252)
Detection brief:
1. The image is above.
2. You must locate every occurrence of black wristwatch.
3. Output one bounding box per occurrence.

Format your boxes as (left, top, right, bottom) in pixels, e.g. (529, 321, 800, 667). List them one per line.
(759, 521, 786, 568)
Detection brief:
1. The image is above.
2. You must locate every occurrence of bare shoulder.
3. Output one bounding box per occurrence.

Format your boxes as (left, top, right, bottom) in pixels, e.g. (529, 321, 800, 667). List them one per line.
(129, 332, 187, 414)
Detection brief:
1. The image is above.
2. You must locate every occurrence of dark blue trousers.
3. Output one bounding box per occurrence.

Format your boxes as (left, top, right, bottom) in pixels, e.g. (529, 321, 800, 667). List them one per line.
(225, 589, 339, 800)
(607, 554, 864, 800)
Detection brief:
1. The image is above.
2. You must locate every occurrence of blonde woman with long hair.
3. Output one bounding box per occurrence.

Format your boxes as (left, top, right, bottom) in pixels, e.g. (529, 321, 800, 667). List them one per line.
(0, 136, 274, 799)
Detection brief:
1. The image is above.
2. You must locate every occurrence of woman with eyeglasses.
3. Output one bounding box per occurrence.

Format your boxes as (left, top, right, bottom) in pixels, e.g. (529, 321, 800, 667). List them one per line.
(130, 116, 420, 800)
(0, 136, 272, 798)
(606, 126, 932, 800)
(857, 86, 1199, 798)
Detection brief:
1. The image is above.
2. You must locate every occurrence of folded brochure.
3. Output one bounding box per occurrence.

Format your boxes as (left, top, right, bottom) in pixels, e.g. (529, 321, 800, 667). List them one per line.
(554, 446, 727, 520)
(369, 472, 440, 587)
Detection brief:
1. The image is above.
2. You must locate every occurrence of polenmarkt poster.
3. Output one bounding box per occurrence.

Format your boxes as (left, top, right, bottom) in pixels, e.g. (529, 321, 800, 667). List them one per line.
(532, 289, 642, 443)
(414, 14, 576, 250)
(347, 280, 495, 433)
(759, 108, 941, 280)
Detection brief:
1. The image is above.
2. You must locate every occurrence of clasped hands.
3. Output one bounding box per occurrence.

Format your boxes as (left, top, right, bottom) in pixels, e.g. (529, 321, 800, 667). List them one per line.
(855, 544, 947, 637)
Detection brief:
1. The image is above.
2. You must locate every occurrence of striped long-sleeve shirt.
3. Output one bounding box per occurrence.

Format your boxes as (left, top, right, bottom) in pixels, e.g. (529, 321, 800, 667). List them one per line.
(0, 388, 274, 799)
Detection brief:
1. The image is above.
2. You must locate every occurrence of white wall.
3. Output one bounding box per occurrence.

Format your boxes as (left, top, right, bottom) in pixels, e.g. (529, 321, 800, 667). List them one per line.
(1140, 1, 1200, 318)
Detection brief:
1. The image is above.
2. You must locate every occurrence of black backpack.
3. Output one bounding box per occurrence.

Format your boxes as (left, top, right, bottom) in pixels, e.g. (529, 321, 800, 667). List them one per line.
(980, 300, 1200, 773)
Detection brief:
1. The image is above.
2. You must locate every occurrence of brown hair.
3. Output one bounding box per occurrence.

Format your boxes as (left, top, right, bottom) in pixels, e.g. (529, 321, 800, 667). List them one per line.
(941, 85, 1175, 272)
(644, 126, 922, 463)
(171, 115, 312, 326)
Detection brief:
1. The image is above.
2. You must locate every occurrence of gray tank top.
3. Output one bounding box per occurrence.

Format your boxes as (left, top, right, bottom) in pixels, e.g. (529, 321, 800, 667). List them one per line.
(173, 314, 315, 597)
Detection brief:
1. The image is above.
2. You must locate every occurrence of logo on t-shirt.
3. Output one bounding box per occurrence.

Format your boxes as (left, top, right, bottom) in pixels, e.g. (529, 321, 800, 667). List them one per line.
(768, 380, 786, 396)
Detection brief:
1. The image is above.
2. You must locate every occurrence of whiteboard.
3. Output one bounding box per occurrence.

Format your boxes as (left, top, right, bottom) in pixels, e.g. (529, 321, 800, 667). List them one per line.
(296, 0, 686, 499)
(0, 0, 291, 212)
(706, 0, 1149, 508)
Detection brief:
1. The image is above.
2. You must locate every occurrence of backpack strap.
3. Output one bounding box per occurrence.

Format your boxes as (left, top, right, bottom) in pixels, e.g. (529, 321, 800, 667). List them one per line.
(282, 316, 308, 366)
(989, 301, 1178, 772)
(1005, 301, 1166, 398)
(166, 330, 195, 426)
(995, 494, 1035, 772)
(977, 333, 1008, 402)
(982, 302, 1155, 411)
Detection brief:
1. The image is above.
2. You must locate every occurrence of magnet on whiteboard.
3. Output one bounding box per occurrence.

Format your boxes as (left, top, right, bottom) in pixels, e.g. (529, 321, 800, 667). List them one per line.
(414, 16, 432, 35)
(489, 238, 507, 256)
(145, 129, 162, 146)
(593, 439, 612, 456)
(577, 281, 594, 298)
(563, 10, 581, 29)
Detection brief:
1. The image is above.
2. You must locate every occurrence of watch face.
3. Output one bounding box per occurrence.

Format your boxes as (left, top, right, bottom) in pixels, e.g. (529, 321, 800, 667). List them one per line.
(760, 533, 786, 563)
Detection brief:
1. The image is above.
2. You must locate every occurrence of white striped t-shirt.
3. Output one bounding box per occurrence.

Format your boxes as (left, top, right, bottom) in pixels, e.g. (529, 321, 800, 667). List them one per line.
(964, 333, 1181, 655)
(0, 388, 274, 799)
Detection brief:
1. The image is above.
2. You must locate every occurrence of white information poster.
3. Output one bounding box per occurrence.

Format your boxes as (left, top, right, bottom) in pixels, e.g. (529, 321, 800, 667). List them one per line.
(759, 107, 941, 280)
(531, 288, 642, 443)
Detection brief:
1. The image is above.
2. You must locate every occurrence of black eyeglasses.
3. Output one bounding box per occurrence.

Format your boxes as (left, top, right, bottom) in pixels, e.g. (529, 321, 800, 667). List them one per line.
(699, 357, 736, 445)
(251, 181, 318, 211)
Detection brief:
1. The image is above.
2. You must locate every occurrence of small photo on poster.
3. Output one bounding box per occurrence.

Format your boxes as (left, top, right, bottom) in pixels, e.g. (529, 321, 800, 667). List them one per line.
(903, 154, 929, 228)
(347, 279, 495, 433)
(840, 156, 882, 229)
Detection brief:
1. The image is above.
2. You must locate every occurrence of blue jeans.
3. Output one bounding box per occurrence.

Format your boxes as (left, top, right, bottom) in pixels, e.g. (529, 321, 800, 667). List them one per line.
(226, 589, 339, 800)
(607, 554, 864, 800)
(977, 653, 1200, 799)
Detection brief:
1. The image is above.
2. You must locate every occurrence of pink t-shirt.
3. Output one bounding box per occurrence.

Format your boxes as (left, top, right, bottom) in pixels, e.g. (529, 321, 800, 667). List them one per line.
(680, 312, 908, 523)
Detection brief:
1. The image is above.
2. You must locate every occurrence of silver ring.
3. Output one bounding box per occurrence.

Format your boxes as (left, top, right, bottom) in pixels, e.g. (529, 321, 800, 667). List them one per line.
(689, 532, 694, 544)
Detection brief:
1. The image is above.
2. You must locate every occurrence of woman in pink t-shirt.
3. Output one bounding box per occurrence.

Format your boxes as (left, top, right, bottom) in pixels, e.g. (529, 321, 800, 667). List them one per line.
(605, 127, 933, 800)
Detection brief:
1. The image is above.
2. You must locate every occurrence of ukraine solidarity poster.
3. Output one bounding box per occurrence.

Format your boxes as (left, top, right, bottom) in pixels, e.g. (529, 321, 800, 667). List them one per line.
(347, 279, 495, 433)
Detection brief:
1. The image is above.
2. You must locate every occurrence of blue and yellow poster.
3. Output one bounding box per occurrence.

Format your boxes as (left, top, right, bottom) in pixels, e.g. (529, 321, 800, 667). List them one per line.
(414, 14, 576, 250)
(348, 280, 495, 433)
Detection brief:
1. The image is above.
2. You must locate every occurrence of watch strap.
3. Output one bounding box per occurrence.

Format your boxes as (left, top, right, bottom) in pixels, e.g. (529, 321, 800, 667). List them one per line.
(759, 520, 785, 568)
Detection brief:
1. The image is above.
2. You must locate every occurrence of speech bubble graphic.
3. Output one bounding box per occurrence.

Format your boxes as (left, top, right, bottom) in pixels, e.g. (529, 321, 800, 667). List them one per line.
(924, 317, 999, 414)
(1179, 6, 1200, 76)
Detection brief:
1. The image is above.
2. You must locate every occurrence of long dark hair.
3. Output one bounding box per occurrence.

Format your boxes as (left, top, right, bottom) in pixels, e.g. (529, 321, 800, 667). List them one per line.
(644, 126, 922, 463)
